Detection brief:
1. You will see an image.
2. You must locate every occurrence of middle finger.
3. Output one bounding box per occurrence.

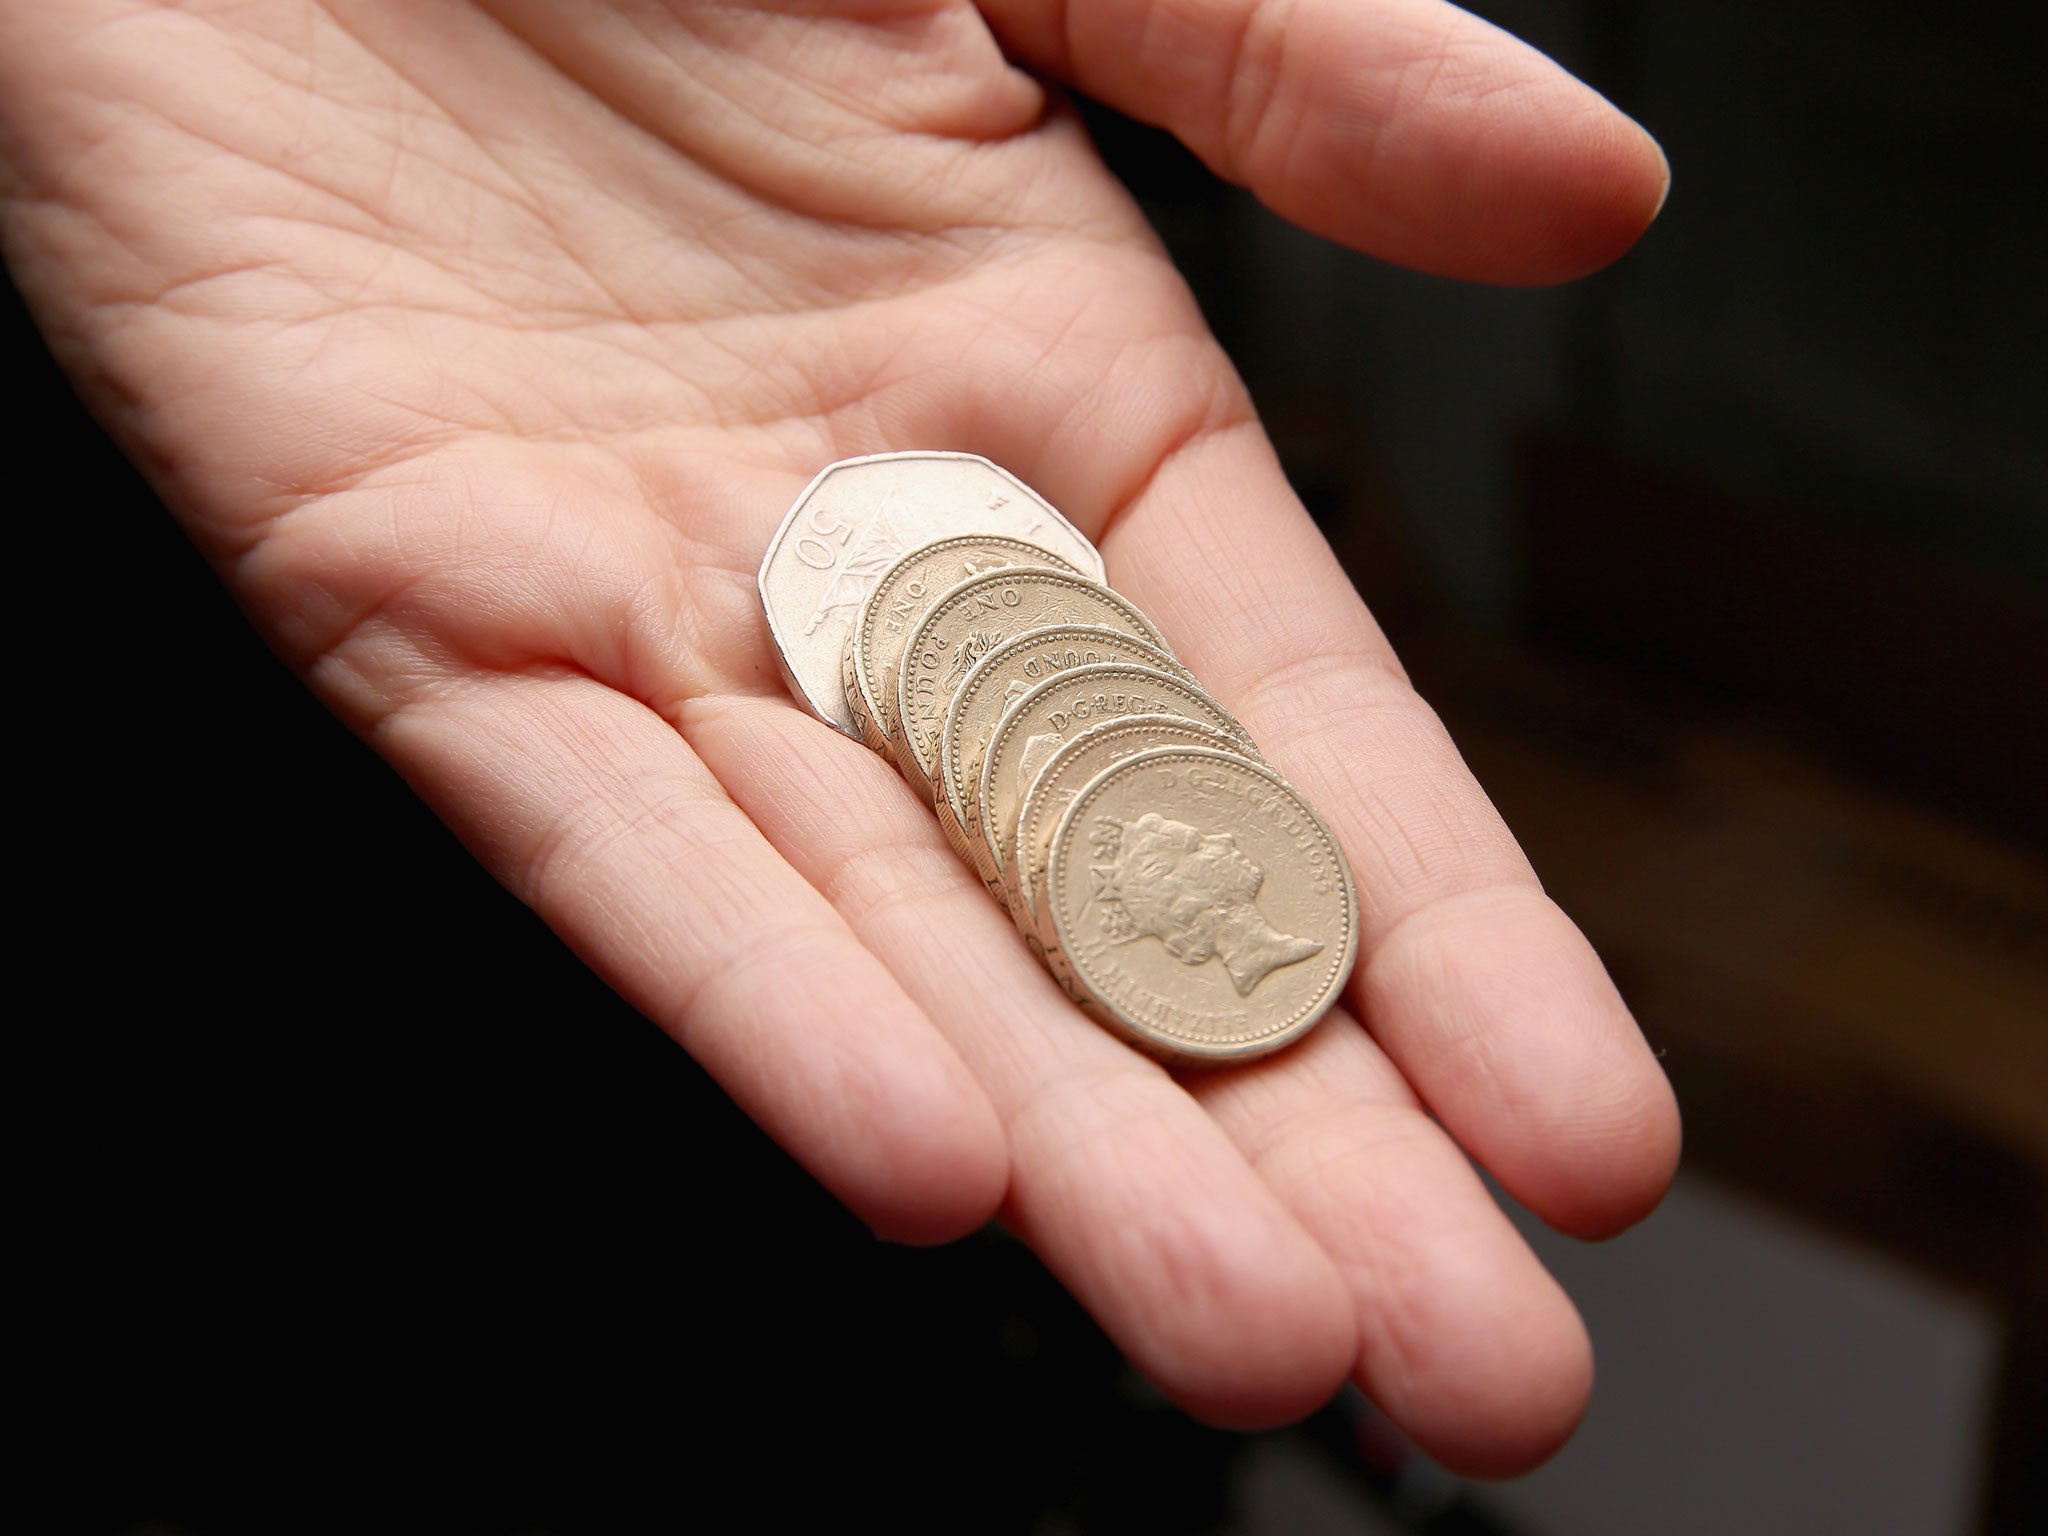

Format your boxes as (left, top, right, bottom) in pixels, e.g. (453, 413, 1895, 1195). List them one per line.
(686, 690, 1358, 1429)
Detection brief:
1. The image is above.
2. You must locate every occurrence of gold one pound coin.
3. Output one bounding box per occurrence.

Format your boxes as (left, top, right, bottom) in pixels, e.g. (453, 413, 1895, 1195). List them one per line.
(1042, 747, 1357, 1064)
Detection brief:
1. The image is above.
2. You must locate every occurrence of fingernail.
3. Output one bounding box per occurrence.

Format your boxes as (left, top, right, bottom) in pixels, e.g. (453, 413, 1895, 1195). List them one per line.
(1648, 137, 1672, 222)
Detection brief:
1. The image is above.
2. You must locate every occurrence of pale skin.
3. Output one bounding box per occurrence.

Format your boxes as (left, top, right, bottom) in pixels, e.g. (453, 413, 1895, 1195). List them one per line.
(1, 0, 1681, 1473)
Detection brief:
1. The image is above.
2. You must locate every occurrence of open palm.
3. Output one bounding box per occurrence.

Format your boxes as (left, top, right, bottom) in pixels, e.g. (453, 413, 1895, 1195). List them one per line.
(2, 0, 1679, 1470)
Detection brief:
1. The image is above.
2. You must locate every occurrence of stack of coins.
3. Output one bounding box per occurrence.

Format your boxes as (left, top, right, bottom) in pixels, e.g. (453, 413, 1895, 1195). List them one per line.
(761, 452, 1357, 1065)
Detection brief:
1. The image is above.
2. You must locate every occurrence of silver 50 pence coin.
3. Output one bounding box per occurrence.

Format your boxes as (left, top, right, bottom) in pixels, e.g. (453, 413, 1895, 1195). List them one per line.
(760, 453, 1103, 737)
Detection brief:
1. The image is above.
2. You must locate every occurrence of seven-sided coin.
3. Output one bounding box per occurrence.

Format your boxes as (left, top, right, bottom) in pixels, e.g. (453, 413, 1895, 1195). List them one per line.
(760, 453, 1103, 736)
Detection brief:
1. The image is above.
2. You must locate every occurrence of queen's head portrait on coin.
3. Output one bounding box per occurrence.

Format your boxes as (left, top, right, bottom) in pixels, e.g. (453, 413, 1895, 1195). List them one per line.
(1091, 812, 1325, 999)
(1044, 746, 1357, 1064)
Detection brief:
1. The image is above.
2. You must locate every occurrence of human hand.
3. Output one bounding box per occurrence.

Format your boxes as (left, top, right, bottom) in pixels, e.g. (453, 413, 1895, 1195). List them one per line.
(0, 0, 1677, 1471)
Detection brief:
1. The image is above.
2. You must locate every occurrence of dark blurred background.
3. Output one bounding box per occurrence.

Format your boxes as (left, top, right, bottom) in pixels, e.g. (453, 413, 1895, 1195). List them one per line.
(22, 2, 2044, 1532)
